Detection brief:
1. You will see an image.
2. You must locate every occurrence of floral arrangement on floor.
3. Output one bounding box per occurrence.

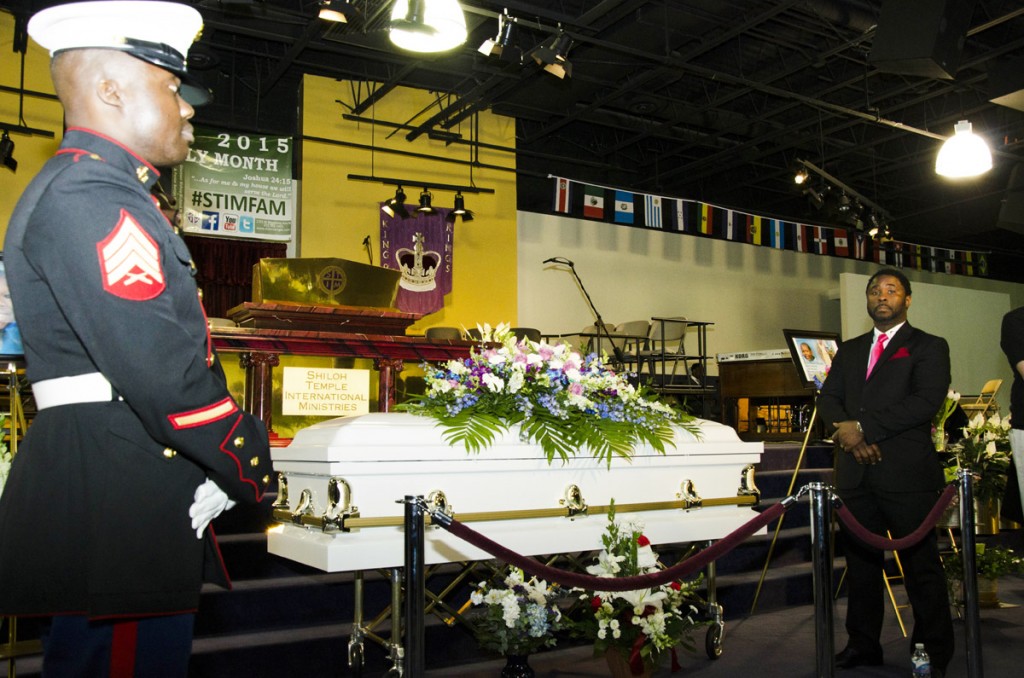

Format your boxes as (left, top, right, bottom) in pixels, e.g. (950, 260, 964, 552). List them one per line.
(399, 323, 699, 466)
(574, 501, 707, 675)
(943, 543, 1024, 607)
(944, 412, 1012, 502)
(932, 389, 961, 451)
(943, 543, 1024, 582)
(469, 567, 566, 657)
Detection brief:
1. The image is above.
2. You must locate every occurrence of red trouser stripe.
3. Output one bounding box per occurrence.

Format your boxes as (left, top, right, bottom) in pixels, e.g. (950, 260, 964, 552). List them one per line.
(110, 620, 138, 678)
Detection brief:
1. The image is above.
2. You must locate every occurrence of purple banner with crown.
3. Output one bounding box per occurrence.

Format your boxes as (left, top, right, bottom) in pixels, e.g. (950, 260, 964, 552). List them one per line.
(379, 203, 454, 315)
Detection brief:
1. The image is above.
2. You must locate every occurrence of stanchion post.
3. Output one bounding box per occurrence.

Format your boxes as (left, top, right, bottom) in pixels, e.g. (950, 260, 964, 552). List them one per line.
(957, 470, 984, 678)
(809, 482, 835, 678)
(403, 496, 425, 677)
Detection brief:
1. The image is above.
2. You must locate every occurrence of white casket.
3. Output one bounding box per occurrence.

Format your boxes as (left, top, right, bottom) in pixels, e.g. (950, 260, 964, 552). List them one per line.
(268, 412, 763, 572)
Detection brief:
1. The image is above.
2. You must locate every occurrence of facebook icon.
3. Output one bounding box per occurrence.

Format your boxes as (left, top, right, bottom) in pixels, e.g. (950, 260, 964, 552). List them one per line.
(202, 211, 220, 231)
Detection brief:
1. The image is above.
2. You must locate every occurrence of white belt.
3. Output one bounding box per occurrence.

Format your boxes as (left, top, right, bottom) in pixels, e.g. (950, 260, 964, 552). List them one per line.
(33, 372, 120, 410)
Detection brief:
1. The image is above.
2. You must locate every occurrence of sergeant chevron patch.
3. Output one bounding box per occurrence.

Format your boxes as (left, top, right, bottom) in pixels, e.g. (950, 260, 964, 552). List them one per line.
(97, 209, 165, 301)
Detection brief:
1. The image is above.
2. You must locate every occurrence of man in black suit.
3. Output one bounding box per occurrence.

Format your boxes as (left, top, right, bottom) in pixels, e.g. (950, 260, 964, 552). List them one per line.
(817, 268, 953, 676)
(1000, 306, 1024, 523)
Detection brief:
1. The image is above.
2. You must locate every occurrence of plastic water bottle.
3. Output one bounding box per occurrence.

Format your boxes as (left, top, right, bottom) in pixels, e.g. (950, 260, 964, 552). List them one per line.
(912, 643, 932, 677)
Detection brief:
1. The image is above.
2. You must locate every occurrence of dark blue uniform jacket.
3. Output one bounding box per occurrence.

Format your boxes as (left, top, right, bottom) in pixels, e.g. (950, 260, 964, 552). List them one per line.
(0, 129, 273, 618)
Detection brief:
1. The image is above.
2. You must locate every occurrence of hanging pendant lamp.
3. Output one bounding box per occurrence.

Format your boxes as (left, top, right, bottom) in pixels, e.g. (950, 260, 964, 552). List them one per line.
(390, 0, 467, 53)
(935, 120, 992, 178)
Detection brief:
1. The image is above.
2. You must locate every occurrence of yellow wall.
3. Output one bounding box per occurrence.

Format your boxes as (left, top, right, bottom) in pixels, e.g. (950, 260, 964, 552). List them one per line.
(0, 13, 62, 226)
(1, 11, 520, 338)
(299, 75, 519, 332)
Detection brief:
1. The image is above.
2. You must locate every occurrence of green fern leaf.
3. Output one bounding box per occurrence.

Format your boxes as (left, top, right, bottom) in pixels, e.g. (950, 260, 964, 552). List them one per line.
(439, 412, 508, 453)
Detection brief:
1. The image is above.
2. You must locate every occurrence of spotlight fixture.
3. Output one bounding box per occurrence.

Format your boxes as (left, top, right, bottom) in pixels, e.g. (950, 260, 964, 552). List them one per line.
(478, 11, 521, 63)
(867, 219, 891, 240)
(936, 119, 992, 178)
(844, 209, 865, 230)
(390, 0, 467, 53)
(803, 186, 824, 210)
(794, 168, 809, 184)
(0, 130, 16, 173)
(446, 192, 474, 223)
(531, 32, 573, 79)
(382, 185, 410, 218)
(318, 0, 356, 23)
(866, 211, 882, 235)
(416, 188, 436, 214)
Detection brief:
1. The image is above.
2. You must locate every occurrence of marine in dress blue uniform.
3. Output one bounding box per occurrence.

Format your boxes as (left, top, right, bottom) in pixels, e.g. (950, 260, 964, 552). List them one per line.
(0, 3, 272, 676)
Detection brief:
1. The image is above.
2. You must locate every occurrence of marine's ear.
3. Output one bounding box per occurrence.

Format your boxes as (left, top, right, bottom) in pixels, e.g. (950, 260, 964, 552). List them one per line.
(95, 76, 125, 108)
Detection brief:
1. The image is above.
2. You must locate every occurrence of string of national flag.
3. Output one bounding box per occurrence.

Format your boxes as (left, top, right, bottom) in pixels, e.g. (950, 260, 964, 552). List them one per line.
(551, 176, 988, 277)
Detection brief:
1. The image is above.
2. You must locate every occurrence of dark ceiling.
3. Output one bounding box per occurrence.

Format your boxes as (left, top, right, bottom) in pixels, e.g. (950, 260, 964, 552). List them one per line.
(8, 0, 1024, 280)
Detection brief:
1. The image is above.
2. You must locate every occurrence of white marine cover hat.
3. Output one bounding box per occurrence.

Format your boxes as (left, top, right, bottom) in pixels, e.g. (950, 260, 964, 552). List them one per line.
(28, 0, 212, 106)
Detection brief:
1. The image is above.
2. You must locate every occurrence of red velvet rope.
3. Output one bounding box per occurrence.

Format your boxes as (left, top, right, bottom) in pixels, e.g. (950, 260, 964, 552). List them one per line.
(834, 483, 957, 551)
(437, 502, 787, 591)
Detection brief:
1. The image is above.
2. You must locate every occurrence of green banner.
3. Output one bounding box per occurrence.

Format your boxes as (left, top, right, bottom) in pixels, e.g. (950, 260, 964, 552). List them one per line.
(173, 128, 295, 242)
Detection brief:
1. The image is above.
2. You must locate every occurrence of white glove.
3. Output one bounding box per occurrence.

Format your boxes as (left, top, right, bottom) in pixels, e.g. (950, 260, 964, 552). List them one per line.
(189, 478, 237, 539)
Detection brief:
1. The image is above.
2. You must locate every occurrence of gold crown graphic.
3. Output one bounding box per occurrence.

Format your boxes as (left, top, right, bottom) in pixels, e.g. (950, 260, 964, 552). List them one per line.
(396, 232, 440, 292)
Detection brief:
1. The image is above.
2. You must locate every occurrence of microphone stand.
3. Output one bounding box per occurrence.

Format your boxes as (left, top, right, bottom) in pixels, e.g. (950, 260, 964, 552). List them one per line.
(554, 260, 624, 367)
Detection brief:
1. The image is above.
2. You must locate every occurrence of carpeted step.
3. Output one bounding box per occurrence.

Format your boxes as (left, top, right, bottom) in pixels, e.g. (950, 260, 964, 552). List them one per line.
(756, 443, 835, 472)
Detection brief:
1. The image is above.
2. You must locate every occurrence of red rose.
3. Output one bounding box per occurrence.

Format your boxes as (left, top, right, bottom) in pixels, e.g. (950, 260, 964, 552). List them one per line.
(591, 596, 602, 610)
(637, 535, 650, 547)
(670, 581, 681, 590)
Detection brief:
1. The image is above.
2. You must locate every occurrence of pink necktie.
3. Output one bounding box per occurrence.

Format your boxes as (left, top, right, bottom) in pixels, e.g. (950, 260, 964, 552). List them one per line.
(866, 333, 888, 379)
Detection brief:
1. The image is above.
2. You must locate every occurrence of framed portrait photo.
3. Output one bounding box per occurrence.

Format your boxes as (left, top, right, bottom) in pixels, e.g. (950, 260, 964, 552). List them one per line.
(782, 328, 840, 389)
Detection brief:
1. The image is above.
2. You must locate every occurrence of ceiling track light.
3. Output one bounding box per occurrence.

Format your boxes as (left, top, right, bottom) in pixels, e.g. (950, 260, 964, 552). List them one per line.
(794, 168, 809, 184)
(478, 11, 522, 63)
(803, 186, 824, 209)
(382, 185, 410, 219)
(793, 158, 891, 230)
(347, 174, 496, 195)
(446, 191, 474, 223)
(936, 119, 993, 178)
(869, 224, 892, 240)
(318, 0, 356, 23)
(531, 32, 573, 79)
(390, 0, 467, 54)
(1, 130, 16, 173)
(416, 188, 436, 214)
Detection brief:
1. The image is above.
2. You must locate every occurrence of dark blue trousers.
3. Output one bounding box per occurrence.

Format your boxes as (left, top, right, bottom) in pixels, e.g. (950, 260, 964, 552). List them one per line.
(42, 613, 194, 678)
